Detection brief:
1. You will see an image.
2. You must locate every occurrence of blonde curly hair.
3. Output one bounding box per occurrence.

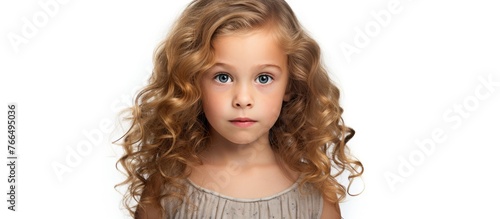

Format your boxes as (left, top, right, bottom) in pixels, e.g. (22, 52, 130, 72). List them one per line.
(116, 0, 363, 218)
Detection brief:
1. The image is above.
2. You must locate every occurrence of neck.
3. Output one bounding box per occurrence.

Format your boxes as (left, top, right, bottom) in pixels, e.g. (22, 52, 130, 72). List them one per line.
(202, 130, 276, 167)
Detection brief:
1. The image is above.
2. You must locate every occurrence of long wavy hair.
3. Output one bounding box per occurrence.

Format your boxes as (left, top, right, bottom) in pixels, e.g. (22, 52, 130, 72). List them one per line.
(117, 0, 363, 218)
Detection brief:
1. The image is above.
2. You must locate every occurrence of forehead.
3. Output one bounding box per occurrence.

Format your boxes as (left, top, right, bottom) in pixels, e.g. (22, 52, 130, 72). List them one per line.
(211, 28, 287, 68)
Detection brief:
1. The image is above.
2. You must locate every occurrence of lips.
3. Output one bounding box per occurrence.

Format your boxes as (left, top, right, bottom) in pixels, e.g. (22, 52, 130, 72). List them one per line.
(229, 117, 256, 128)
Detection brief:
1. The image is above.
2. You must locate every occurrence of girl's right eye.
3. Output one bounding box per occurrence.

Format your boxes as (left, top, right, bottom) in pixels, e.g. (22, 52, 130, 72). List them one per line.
(214, 73, 232, 83)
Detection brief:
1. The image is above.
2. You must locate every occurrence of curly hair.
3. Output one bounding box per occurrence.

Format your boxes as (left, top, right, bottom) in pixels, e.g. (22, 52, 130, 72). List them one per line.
(116, 0, 363, 218)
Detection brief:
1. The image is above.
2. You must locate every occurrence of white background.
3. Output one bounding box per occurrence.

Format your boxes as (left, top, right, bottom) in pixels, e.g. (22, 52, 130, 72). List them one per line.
(1, 0, 499, 218)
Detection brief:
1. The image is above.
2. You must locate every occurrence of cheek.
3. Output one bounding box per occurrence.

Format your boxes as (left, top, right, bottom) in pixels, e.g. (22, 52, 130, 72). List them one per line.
(263, 94, 285, 121)
(270, 102, 283, 118)
(201, 90, 224, 117)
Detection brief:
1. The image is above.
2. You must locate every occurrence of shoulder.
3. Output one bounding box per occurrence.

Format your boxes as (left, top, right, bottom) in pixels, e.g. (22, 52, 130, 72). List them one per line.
(320, 195, 341, 219)
(135, 175, 182, 219)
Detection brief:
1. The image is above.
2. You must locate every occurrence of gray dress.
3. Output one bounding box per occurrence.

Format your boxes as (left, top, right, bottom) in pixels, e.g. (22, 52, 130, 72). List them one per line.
(163, 179, 323, 219)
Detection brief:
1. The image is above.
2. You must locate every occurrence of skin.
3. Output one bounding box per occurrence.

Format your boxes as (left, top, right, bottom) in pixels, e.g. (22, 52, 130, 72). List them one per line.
(190, 28, 341, 218)
(201, 30, 289, 149)
(193, 27, 294, 198)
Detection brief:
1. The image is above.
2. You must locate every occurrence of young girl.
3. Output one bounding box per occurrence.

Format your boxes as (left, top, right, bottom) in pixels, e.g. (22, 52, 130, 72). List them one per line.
(117, 0, 363, 218)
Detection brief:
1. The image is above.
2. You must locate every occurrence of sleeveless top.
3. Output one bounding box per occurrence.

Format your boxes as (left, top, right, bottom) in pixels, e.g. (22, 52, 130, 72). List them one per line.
(162, 179, 323, 219)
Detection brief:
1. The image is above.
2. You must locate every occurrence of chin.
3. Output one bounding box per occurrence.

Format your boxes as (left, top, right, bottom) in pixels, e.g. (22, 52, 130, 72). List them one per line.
(224, 136, 258, 145)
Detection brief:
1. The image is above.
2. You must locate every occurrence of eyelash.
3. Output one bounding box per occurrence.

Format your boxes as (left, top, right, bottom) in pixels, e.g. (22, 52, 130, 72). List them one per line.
(213, 73, 274, 84)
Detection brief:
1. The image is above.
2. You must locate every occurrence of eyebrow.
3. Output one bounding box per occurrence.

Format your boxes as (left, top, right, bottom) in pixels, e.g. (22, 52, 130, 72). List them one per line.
(211, 62, 283, 71)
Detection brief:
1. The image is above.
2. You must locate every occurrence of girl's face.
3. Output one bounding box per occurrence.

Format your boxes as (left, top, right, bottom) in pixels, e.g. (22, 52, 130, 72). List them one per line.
(201, 28, 289, 146)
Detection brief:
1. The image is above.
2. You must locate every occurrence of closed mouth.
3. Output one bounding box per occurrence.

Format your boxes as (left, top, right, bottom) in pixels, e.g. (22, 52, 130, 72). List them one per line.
(229, 119, 256, 122)
(229, 118, 256, 122)
(229, 118, 256, 127)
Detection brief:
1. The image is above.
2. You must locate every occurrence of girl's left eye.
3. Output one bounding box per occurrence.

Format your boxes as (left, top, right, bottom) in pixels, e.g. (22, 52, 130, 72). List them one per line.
(256, 75, 273, 84)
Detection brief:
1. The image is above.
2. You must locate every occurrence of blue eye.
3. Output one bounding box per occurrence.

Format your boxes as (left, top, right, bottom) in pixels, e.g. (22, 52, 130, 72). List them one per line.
(256, 75, 273, 84)
(214, 73, 232, 83)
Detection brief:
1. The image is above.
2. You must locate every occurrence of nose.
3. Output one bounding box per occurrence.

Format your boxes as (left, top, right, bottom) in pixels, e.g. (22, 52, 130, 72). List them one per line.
(232, 83, 253, 108)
